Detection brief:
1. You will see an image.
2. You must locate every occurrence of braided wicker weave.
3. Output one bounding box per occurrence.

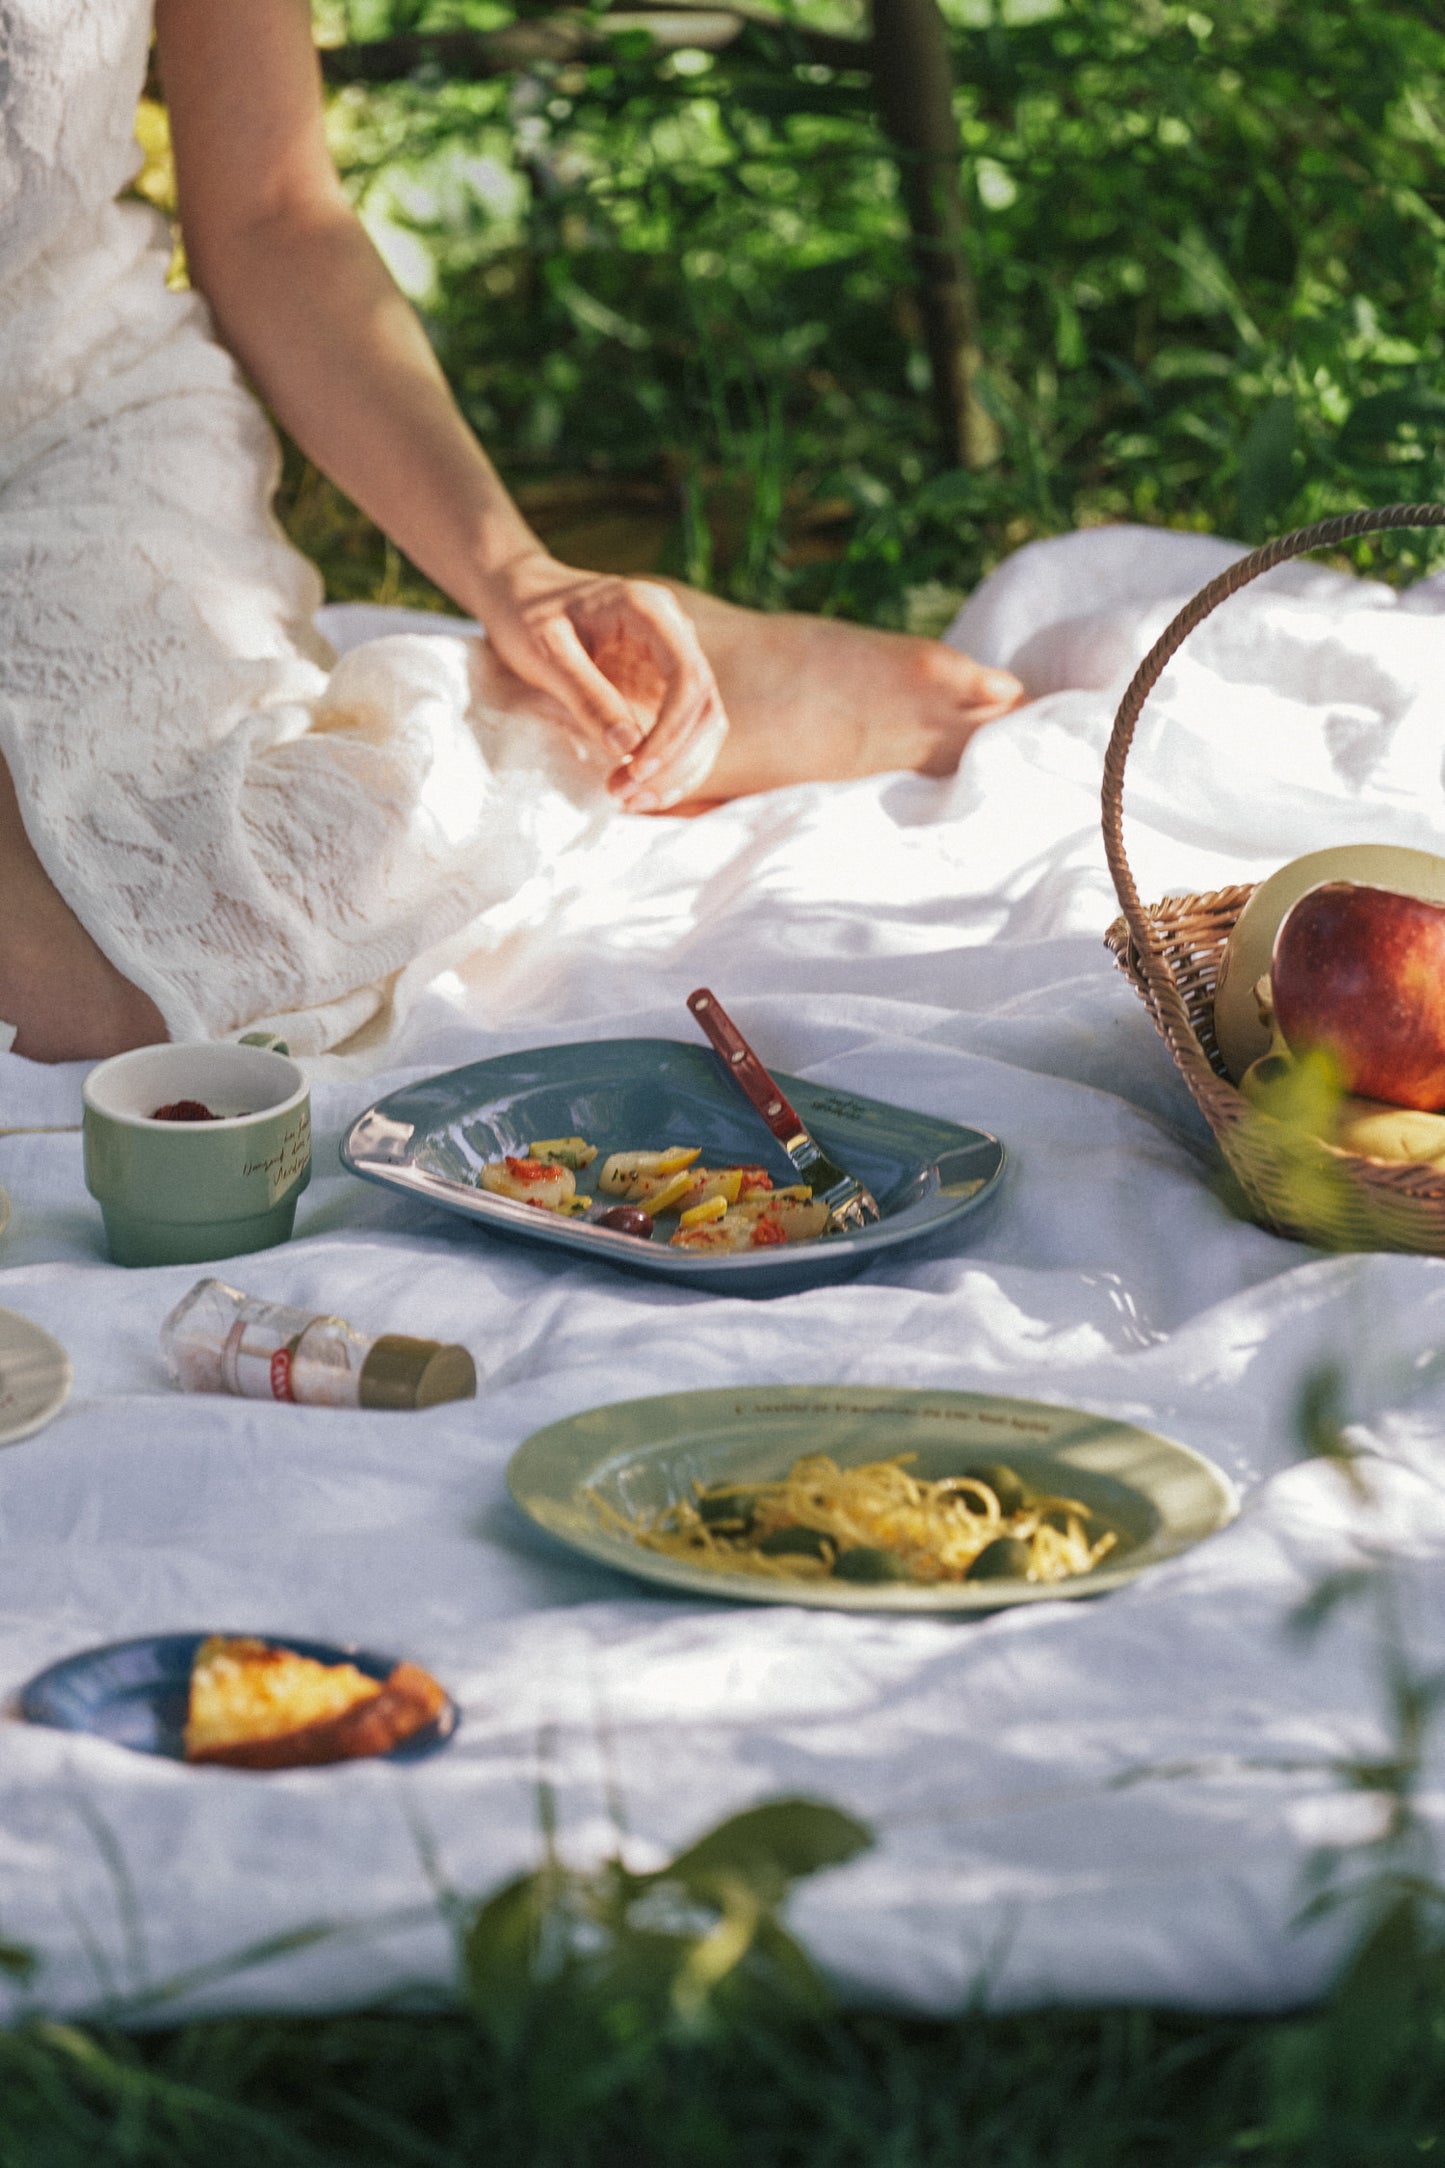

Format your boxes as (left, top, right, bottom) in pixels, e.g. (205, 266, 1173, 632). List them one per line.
(1102, 503, 1445, 1250)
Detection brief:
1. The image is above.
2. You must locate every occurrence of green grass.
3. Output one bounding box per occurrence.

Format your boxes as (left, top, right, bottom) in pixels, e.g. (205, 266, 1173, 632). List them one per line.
(10, 1781, 1445, 2166)
(4, 1941, 1445, 2168)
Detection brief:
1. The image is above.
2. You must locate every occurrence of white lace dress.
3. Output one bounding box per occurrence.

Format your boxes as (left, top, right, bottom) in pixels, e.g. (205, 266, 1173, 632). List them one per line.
(0, 0, 607, 1053)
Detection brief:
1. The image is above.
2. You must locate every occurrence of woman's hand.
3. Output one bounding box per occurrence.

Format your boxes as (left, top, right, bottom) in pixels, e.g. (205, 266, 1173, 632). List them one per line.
(475, 550, 729, 810)
(156, 1, 724, 814)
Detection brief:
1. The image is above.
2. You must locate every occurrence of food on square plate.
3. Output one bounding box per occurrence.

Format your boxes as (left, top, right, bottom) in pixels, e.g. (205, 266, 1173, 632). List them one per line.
(674, 1163, 775, 1210)
(477, 1155, 589, 1214)
(1213, 844, 1445, 1083)
(152, 1100, 220, 1122)
(597, 1146, 703, 1215)
(526, 1136, 598, 1170)
(591, 1454, 1118, 1587)
(183, 1634, 447, 1769)
(669, 1191, 830, 1250)
(648, 1161, 781, 1222)
(1270, 881, 1445, 1111)
(594, 1203, 656, 1238)
(475, 1137, 837, 1248)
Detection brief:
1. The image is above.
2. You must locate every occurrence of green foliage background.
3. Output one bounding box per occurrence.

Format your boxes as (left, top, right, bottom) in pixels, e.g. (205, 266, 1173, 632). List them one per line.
(292, 0, 1445, 625)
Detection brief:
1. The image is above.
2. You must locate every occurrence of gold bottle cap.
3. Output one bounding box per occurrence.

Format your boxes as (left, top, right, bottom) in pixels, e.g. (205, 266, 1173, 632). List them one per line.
(359, 1335, 477, 1411)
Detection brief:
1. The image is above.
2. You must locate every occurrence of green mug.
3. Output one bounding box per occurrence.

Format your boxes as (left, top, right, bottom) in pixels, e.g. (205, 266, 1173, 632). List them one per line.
(83, 1041, 312, 1267)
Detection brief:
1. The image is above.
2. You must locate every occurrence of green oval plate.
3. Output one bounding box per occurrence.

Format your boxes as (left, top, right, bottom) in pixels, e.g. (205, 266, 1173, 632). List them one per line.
(0, 1306, 71, 1449)
(506, 1385, 1240, 1612)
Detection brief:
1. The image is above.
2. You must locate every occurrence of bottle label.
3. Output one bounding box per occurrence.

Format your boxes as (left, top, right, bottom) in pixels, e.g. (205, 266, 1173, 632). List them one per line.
(221, 1319, 306, 1402)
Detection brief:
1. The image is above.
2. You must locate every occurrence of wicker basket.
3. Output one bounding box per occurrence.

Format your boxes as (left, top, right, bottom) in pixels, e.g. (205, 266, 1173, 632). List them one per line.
(1102, 502, 1445, 1251)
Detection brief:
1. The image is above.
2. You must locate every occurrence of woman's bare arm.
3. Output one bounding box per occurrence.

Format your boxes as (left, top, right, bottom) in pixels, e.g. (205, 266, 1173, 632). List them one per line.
(153, 0, 725, 805)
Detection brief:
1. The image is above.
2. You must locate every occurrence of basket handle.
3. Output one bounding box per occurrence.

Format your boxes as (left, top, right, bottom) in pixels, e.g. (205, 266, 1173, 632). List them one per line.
(1101, 503, 1445, 970)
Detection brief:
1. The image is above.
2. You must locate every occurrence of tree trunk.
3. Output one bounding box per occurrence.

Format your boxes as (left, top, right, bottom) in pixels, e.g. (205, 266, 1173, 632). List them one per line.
(868, 0, 996, 469)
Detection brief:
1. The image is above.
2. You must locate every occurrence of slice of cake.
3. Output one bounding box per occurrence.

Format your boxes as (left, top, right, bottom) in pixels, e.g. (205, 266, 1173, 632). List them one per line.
(183, 1635, 446, 1769)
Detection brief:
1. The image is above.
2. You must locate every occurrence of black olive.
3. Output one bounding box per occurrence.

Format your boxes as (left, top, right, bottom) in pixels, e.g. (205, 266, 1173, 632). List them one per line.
(758, 1525, 833, 1560)
(698, 1490, 757, 1531)
(965, 1535, 1033, 1582)
(957, 1463, 1034, 1517)
(594, 1204, 655, 1239)
(832, 1546, 916, 1584)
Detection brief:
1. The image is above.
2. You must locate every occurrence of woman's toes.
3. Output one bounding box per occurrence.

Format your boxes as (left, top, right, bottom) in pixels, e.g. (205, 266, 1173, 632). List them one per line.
(917, 640, 1024, 716)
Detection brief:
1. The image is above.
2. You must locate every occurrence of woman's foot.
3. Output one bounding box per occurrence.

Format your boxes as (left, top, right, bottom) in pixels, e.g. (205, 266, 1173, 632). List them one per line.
(665, 587, 1023, 801)
(0, 754, 166, 1062)
(469, 587, 1024, 807)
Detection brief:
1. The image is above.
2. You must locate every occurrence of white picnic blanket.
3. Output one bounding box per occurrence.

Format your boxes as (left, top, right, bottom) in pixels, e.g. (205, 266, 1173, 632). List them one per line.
(6, 524, 1445, 2024)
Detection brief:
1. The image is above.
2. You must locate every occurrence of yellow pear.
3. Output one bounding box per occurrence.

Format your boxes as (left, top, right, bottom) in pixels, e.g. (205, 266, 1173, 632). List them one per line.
(1239, 1041, 1445, 1165)
(1332, 1100, 1445, 1166)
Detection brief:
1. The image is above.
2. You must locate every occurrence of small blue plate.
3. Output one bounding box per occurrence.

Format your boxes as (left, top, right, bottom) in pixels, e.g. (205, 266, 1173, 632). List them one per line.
(17, 1634, 457, 1763)
(340, 1037, 1005, 1294)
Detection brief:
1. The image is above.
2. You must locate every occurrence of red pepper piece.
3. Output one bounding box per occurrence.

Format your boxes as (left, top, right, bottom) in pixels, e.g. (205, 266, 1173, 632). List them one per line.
(504, 1156, 557, 1184)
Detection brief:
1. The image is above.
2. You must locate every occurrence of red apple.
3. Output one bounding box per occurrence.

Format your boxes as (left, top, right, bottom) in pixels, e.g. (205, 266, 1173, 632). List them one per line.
(1271, 881, 1445, 1111)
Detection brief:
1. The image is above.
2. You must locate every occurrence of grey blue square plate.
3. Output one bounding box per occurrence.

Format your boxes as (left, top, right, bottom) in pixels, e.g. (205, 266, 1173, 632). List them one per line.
(340, 1038, 1004, 1293)
(16, 1634, 457, 1762)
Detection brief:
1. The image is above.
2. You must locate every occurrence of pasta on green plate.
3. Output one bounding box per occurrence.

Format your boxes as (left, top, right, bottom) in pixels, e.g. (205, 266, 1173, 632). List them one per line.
(590, 1452, 1119, 1589)
(507, 1386, 1240, 1613)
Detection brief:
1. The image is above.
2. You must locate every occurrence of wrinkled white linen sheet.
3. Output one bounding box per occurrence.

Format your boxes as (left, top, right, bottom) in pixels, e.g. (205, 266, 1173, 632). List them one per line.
(5, 524, 1445, 2026)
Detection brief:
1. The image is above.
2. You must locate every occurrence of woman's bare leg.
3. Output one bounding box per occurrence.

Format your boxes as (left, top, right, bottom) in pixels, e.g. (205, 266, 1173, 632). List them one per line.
(0, 754, 166, 1062)
(469, 586, 1023, 805)
(663, 587, 1021, 800)
(2, 588, 1013, 1061)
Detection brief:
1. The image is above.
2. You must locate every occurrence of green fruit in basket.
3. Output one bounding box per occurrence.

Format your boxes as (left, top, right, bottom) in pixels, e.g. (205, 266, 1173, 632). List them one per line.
(1241, 1040, 1445, 1163)
(1214, 845, 1445, 1085)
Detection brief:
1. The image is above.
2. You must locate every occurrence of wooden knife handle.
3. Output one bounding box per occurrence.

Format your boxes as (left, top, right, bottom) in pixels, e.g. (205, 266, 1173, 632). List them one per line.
(687, 989, 802, 1142)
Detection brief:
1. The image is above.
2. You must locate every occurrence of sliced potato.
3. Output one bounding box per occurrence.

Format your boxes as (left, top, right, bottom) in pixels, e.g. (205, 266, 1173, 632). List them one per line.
(670, 1195, 831, 1250)
(670, 1215, 755, 1252)
(743, 1197, 831, 1244)
(676, 1166, 744, 1211)
(527, 1136, 598, 1170)
(734, 1191, 822, 1223)
(478, 1157, 577, 1211)
(598, 1146, 702, 1196)
(678, 1193, 729, 1229)
(629, 1169, 697, 1215)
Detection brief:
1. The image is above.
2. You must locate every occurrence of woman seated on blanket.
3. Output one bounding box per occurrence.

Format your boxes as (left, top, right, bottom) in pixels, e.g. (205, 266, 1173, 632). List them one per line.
(0, 0, 1022, 1065)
